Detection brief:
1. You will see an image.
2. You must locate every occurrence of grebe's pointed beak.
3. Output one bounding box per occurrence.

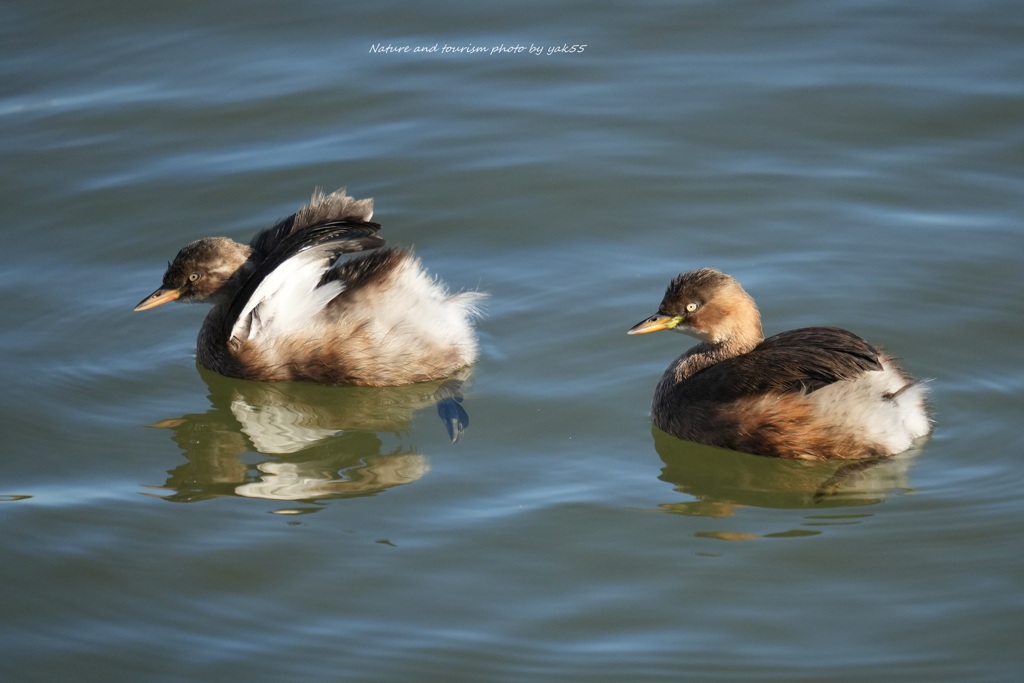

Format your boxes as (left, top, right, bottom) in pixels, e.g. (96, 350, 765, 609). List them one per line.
(134, 286, 183, 311)
(627, 313, 680, 335)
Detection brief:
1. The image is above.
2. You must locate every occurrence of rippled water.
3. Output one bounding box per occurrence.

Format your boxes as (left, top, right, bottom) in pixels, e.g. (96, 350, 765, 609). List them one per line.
(3, 1, 1023, 681)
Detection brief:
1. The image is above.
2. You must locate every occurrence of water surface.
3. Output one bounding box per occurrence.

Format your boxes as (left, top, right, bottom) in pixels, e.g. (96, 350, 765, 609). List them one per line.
(2, 1, 1023, 681)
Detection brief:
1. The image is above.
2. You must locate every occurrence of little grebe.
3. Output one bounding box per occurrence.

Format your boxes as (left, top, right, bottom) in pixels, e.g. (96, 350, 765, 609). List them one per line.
(628, 268, 930, 460)
(135, 188, 484, 387)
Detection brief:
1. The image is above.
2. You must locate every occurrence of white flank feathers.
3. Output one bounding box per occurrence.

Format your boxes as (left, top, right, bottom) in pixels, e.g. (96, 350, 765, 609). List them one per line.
(808, 359, 931, 454)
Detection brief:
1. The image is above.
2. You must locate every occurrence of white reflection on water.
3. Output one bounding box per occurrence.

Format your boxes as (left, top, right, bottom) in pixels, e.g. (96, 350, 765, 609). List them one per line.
(143, 366, 473, 503)
(235, 455, 430, 501)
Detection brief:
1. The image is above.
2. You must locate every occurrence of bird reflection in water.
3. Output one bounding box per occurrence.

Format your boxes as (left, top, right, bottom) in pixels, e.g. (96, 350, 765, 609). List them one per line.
(652, 427, 920, 538)
(144, 366, 472, 504)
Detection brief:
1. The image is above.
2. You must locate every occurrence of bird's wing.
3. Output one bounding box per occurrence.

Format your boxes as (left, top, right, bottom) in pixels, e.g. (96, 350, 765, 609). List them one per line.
(225, 218, 385, 343)
(679, 327, 884, 404)
(248, 187, 376, 257)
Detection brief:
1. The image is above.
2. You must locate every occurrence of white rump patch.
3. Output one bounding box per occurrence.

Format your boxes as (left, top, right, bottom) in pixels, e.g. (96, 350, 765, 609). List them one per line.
(808, 359, 931, 454)
(347, 256, 486, 363)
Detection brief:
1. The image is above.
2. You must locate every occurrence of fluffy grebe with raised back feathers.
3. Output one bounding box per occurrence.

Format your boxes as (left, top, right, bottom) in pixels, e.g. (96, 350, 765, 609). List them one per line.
(628, 268, 930, 460)
(135, 188, 484, 388)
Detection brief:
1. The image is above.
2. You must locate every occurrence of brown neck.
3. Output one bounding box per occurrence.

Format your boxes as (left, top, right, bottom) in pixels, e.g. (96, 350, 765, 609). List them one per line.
(668, 308, 765, 384)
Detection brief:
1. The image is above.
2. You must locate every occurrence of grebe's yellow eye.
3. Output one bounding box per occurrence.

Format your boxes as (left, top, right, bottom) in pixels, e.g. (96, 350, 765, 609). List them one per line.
(189, 272, 201, 282)
(685, 302, 698, 312)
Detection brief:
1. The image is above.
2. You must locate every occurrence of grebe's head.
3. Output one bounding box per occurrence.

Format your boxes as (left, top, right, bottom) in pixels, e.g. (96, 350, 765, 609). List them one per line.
(628, 268, 762, 344)
(134, 237, 253, 311)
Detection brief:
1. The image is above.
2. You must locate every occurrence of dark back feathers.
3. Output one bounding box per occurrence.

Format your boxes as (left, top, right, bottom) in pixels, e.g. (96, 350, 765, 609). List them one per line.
(673, 326, 883, 406)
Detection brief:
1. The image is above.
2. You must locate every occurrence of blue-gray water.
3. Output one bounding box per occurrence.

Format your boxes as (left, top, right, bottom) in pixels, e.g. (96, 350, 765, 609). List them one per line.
(3, 1, 1023, 681)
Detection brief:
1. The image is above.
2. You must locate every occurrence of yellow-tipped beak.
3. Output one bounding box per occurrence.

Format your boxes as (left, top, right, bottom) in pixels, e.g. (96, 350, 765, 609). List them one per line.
(134, 287, 183, 311)
(627, 313, 680, 335)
